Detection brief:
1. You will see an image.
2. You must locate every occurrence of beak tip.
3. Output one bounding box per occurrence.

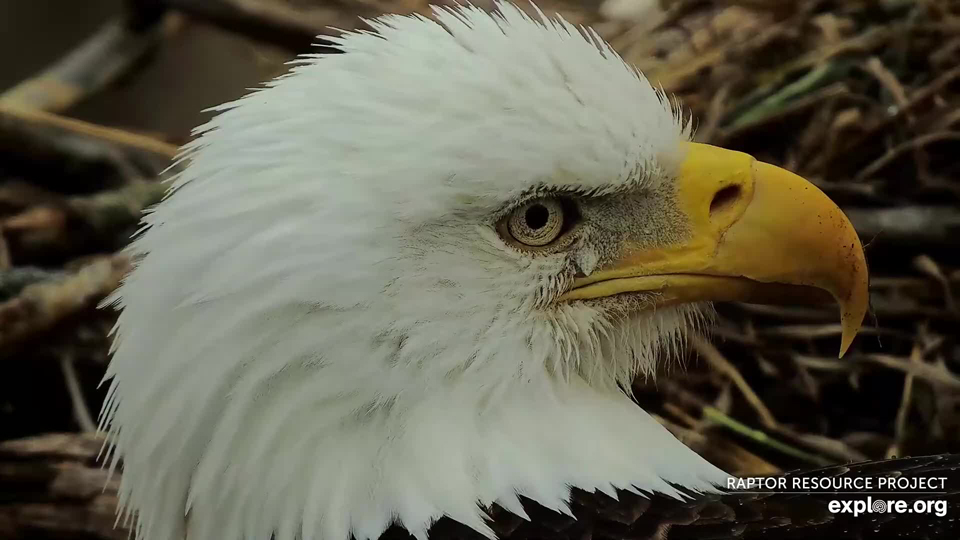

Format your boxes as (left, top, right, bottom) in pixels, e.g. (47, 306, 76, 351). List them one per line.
(838, 301, 866, 359)
(838, 334, 854, 359)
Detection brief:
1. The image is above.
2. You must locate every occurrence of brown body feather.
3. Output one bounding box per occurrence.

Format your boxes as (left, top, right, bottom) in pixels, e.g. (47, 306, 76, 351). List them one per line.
(382, 455, 960, 540)
(2, 434, 957, 540)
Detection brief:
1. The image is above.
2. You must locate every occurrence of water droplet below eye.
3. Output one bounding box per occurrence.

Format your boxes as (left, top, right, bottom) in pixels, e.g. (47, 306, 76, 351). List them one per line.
(574, 247, 598, 277)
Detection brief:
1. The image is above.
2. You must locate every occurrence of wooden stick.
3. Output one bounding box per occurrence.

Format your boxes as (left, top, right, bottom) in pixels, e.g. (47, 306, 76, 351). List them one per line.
(0, 17, 165, 113)
(0, 433, 126, 540)
(0, 105, 178, 162)
(60, 353, 98, 433)
(0, 255, 131, 351)
(164, 0, 341, 52)
(692, 334, 779, 429)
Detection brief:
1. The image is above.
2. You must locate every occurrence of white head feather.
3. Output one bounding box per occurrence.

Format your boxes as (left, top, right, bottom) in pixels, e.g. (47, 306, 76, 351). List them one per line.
(100, 3, 729, 540)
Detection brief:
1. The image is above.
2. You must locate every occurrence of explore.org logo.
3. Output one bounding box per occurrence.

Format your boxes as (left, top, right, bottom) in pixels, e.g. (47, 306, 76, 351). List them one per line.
(726, 474, 950, 519)
(828, 497, 948, 518)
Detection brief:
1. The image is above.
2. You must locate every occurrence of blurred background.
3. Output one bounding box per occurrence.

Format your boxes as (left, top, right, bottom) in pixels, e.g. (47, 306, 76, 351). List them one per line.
(1, 1, 958, 538)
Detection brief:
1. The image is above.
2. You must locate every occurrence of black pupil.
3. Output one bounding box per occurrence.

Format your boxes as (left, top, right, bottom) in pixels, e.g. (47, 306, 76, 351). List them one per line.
(525, 204, 550, 230)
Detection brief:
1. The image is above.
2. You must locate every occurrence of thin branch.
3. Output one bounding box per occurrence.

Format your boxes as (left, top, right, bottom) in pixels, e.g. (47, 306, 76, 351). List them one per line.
(0, 433, 126, 540)
(861, 353, 960, 390)
(693, 334, 779, 429)
(863, 56, 912, 122)
(794, 353, 960, 390)
(0, 105, 178, 162)
(60, 353, 97, 433)
(0, 255, 131, 351)
(854, 132, 960, 182)
(2, 180, 167, 265)
(888, 343, 923, 458)
(844, 206, 960, 249)
(0, 234, 10, 271)
(823, 64, 960, 168)
(656, 412, 782, 476)
(771, 429, 870, 464)
(913, 255, 958, 313)
(658, 380, 836, 467)
(0, 17, 166, 113)
(693, 84, 730, 144)
(163, 0, 343, 51)
(702, 406, 832, 467)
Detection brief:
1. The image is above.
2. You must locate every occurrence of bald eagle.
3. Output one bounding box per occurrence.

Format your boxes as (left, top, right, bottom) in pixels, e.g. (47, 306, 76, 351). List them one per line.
(98, 3, 881, 540)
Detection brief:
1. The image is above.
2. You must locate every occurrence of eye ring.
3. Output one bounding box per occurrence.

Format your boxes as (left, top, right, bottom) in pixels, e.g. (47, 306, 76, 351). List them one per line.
(506, 198, 566, 247)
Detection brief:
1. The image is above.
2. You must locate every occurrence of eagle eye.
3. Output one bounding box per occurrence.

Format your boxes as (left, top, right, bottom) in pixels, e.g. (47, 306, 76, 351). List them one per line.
(505, 198, 570, 247)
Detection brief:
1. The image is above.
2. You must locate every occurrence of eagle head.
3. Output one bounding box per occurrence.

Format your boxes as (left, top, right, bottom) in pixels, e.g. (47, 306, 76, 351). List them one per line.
(100, 3, 869, 540)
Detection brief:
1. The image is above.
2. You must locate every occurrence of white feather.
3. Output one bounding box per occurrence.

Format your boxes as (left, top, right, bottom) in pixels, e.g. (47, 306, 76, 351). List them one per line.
(100, 3, 728, 540)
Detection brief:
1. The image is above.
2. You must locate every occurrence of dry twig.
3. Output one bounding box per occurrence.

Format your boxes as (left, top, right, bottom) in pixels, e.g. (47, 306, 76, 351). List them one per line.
(0, 17, 166, 113)
(693, 334, 779, 429)
(0, 433, 125, 540)
(0, 255, 131, 352)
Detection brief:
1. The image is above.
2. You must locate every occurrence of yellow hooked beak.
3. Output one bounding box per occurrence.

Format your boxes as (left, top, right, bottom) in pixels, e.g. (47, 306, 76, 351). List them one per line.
(561, 142, 868, 357)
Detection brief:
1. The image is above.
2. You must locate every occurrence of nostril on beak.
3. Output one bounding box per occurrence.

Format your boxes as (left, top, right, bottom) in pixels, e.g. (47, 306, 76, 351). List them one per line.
(709, 184, 743, 218)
